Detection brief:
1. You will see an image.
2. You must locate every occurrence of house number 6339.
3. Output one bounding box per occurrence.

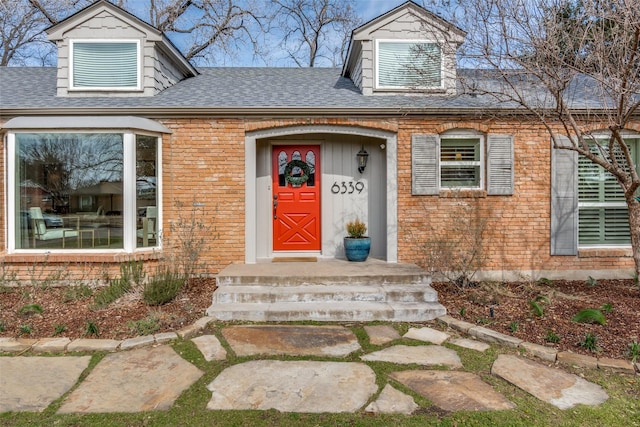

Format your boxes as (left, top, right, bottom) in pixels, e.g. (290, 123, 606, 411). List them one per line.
(331, 181, 365, 195)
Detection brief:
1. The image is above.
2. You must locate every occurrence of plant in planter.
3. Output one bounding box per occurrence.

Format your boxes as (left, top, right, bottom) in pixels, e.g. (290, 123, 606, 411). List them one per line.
(344, 218, 371, 262)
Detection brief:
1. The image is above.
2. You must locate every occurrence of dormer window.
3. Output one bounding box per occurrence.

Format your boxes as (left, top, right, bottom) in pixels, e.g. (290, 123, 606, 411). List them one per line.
(70, 40, 140, 91)
(376, 40, 442, 90)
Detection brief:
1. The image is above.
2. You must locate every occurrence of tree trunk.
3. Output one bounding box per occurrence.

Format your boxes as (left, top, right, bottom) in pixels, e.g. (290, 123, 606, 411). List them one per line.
(627, 197, 640, 280)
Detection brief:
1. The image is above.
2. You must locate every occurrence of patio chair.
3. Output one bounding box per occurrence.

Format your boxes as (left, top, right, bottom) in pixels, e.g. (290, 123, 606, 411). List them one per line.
(30, 207, 78, 248)
(137, 206, 157, 246)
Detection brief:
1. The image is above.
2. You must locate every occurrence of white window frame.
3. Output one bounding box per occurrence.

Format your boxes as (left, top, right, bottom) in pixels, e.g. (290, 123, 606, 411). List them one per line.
(6, 130, 162, 254)
(577, 133, 638, 248)
(69, 39, 141, 91)
(439, 132, 484, 190)
(375, 39, 444, 90)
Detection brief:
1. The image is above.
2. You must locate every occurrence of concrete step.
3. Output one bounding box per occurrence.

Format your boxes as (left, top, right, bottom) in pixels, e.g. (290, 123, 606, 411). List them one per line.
(216, 261, 431, 287)
(212, 284, 439, 304)
(207, 260, 446, 322)
(206, 301, 447, 322)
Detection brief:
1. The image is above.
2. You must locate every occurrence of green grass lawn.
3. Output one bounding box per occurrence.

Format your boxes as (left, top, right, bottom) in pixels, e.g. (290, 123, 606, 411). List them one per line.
(1, 323, 639, 427)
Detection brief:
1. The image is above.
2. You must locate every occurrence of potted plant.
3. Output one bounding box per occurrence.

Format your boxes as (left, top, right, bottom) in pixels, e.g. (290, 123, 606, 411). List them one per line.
(344, 218, 371, 262)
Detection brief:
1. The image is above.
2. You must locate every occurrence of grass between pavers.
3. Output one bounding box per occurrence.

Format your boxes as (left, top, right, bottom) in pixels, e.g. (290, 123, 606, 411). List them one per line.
(1, 321, 639, 427)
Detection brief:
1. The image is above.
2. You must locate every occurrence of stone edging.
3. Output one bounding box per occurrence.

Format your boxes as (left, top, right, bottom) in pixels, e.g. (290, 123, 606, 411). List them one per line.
(437, 315, 638, 375)
(1, 314, 638, 375)
(0, 317, 213, 355)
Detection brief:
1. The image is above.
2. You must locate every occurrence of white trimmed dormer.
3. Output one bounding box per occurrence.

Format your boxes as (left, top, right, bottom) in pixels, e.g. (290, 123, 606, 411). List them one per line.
(342, 1, 465, 96)
(46, 0, 196, 97)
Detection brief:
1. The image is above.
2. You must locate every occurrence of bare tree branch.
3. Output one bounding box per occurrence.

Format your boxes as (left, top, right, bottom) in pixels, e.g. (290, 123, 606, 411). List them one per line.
(271, 0, 361, 67)
(458, 0, 640, 276)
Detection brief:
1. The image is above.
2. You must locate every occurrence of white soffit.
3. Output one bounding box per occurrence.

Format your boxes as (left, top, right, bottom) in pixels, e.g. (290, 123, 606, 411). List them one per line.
(3, 116, 172, 134)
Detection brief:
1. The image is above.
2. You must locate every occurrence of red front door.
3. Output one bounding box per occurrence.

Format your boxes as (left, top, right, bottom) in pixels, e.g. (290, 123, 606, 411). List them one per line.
(273, 146, 321, 251)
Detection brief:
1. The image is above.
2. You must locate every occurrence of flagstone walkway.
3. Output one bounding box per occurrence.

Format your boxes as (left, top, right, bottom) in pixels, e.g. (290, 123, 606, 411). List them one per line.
(0, 321, 617, 415)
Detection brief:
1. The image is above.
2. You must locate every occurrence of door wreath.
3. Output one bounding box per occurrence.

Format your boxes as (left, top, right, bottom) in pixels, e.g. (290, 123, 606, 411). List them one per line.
(284, 160, 311, 186)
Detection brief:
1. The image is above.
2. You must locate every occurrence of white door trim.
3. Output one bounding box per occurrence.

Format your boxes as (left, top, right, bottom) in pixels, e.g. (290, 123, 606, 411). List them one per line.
(245, 125, 397, 263)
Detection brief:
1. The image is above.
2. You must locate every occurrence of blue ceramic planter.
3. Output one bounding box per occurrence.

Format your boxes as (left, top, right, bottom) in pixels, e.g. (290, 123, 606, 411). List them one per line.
(344, 237, 371, 262)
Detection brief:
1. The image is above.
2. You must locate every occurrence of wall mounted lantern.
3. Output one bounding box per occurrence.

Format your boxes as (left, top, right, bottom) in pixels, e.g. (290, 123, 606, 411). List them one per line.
(357, 146, 369, 173)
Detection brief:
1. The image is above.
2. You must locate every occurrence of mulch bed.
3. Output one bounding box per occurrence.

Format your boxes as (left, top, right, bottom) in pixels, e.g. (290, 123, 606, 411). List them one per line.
(432, 279, 639, 360)
(0, 278, 218, 341)
(1, 276, 638, 361)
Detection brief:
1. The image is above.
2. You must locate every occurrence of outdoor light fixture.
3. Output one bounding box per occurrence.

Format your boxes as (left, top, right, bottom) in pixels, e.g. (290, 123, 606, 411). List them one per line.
(357, 146, 369, 173)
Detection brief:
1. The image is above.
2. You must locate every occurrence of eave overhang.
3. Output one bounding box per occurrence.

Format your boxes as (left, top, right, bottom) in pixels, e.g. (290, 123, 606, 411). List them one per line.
(0, 106, 585, 119)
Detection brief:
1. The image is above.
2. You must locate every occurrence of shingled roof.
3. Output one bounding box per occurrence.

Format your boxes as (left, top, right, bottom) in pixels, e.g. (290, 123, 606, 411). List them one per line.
(0, 66, 524, 116)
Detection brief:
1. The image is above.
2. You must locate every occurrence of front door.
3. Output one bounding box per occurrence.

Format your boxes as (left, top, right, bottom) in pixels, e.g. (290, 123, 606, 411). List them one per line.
(272, 146, 321, 251)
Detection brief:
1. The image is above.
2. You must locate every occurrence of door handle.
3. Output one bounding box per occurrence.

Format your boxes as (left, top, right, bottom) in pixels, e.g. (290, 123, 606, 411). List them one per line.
(273, 200, 278, 219)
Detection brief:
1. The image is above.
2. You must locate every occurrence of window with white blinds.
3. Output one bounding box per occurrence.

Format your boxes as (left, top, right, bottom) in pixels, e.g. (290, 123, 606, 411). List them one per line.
(578, 139, 638, 245)
(71, 41, 139, 90)
(376, 41, 441, 89)
(440, 138, 481, 188)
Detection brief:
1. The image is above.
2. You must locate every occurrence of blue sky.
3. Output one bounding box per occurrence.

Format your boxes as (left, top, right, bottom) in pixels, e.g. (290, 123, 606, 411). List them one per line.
(356, 0, 398, 22)
(120, 0, 403, 67)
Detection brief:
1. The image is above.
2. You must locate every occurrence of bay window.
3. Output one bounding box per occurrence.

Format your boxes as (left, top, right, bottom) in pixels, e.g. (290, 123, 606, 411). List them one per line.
(10, 130, 160, 251)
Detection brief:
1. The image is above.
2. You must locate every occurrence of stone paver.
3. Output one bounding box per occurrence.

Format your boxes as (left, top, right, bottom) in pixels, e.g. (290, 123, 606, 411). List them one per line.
(32, 338, 71, 353)
(438, 315, 475, 333)
(448, 338, 490, 352)
(119, 335, 156, 350)
(364, 384, 418, 414)
(222, 325, 361, 357)
(491, 354, 608, 410)
(404, 327, 450, 345)
(597, 357, 636, 374)
(557, 351, 599, 369)
(206, 360, 377, 413)
(0, 338, 37, 353)
(0, 356, 90, 412)
(361, 344, 462, 368)
(154, 332, 179, 344)
(192, 335, 228, 361)
(519, 342, 557, 362)
(58, 345, 203, 413)
(364, 325, 401, 345)
(390, 370, 515, 412)
(67, 339, 121, 353)
(468, 326, 523, 348)
(1, 318, 631, 417)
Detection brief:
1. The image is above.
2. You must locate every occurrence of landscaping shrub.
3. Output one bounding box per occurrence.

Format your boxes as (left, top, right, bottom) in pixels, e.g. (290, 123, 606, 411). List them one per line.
(127, 311, 162, 335)
(62, 284, 93, 302)
(18, 303, 43, 316)
(92, 277, 131, 309)
(143, 269, 185, 305)
(572, 308, 606, 325)
(545, 330, 561, 343)
(85, 321, 99, 337)
(579, 332, 600, 353)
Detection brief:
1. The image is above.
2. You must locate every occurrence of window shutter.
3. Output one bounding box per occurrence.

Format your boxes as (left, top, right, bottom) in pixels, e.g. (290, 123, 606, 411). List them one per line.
(487, 134, 514, 195)
(412, 134, 439, 195)
(551, 141, 578, 255)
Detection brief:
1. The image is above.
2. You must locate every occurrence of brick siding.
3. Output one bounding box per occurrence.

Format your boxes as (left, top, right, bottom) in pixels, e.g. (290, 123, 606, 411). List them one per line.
(0, 116, 635, 283)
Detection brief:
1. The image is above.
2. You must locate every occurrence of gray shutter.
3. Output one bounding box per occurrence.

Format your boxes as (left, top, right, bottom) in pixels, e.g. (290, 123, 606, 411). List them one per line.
(412, 134, 439, 195)
(551, 141, 578, 255)
(487, 134, 514, 195)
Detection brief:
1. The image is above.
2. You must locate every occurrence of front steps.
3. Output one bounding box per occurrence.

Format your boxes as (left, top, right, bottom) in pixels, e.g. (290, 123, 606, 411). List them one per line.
(206, 260, 446, 322)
